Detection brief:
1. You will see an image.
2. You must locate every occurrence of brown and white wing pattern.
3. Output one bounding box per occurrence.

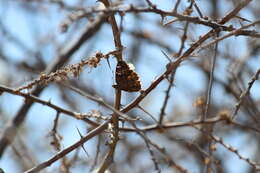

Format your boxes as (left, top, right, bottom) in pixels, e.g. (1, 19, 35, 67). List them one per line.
(114, 60, 141, 92)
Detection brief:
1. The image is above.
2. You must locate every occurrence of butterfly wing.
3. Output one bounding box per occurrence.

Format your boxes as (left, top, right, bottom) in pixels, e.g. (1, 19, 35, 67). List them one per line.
(115, 61, 141, 92)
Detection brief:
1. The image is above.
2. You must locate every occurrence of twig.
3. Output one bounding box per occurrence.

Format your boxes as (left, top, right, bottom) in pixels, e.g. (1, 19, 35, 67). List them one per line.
(132, 123, 190, 173)
(76, 127, 89, 157)
(219, 0, 252, 25)
(177, 22, 190, 57)
(159, 22, 189, 125)
(15, 52, 106, 92)
(199, 20, 260, 51)
(0, 85, 98, 125)
(137, 105, 159, 123)
(232, 68, 260, 119)
(196, 126, 260, 170)
(50, 112, 61, 151)
(63, 84, 137, 122)
(192, 0, 203, 18)
(24, 121, 109, 173)
(90, 135, 102, 172)
(65, 4, 260, 38)
(11, 135, 38, 171)
(202, 35, 218, 121)
(141, 133, 161, 173)
(166, 136, 222, 171)
(121, 116, 226, 132)
(173, 0, 181, 12)
(15, 49, 121, 92)
(0, 13, 108, 157)
(96, 0, 124, 172)
(121, 30, 213, 114)
(121, 0, 253, 115)
(204, 34, 219, 173)
(145, 0, 156, 8)
(231, 121, 260, 134)
(129, 30, 173, 52)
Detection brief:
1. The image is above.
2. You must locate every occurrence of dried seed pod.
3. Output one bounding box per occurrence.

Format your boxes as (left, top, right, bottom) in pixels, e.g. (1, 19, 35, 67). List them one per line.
(114, 60, 141, 92)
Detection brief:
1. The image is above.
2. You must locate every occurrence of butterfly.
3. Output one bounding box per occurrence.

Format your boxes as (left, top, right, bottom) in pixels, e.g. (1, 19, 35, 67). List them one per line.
(113, 60, 141, 92)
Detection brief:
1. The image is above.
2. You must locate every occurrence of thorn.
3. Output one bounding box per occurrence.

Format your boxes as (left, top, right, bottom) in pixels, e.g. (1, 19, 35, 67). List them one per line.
(106, 58, 112, 70)
(76, 127, 89, 157)
(161, 50, 172, 62)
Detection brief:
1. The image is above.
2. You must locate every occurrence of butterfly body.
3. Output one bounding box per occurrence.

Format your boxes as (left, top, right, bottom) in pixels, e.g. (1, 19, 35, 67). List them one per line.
(114, 61, 141, 92)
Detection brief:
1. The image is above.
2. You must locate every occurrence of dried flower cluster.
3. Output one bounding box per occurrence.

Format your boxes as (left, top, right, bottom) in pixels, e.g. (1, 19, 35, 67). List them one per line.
(15, 51, 106, 92)
(107, 123, 116, 145)
(81, 110, 109, 121)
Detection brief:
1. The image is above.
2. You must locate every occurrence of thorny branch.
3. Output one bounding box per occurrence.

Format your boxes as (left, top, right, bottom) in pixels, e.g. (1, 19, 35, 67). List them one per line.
(0, 13, 108, 157)
(1, 0, 260, 173)
(24, 121, 109, 173)
(97, 0, 124, 172)
(232, 68, 260, 119)
(62, 4, 260, 38)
